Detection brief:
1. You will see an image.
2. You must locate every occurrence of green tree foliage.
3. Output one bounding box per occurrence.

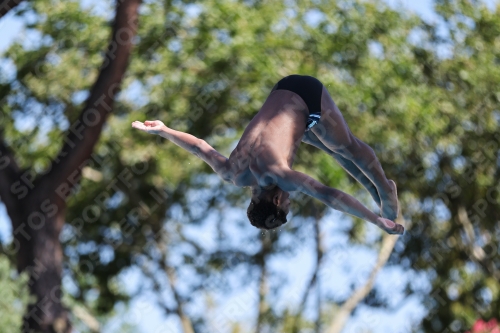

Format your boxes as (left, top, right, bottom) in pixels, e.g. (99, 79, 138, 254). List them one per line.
(1, 0, 499, 331)
(0, 255, 30, 331)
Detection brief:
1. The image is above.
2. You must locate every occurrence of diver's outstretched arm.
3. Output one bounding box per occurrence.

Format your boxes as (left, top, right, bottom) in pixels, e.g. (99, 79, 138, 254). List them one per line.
(132, 120, 232, 181)
(132, 120, 198, 148)
(275, 168, 404, 235)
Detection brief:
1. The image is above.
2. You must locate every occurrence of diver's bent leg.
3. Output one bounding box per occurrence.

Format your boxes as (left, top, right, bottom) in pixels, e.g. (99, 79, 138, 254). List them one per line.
(302, 132, 381, 207)
(311, 86, 398, 220)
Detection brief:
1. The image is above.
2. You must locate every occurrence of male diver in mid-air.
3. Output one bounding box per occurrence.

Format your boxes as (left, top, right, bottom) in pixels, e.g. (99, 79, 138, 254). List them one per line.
(132, 75, 403, 234)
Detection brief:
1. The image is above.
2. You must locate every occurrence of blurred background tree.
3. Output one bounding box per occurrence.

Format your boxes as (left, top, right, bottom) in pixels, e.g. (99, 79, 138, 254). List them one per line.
(0, 0, 499, 332)
(0, 255, 30, 331)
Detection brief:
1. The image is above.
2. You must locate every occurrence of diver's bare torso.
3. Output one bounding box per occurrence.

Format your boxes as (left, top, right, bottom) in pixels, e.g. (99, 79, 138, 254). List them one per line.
(227, 90, 310, 187)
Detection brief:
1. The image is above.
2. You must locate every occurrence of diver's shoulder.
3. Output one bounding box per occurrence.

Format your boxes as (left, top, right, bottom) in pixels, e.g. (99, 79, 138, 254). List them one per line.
(249, 162, 290, 187)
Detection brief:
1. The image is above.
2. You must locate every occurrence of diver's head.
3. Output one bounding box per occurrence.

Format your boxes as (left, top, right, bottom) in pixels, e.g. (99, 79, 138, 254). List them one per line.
(247, 185, 290, 230)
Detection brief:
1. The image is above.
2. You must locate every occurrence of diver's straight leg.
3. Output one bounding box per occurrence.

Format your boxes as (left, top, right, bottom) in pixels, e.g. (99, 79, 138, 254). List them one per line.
(311, 86, 399, 220)
(331, 138, 398, 219)
(302, 131, 381, 207)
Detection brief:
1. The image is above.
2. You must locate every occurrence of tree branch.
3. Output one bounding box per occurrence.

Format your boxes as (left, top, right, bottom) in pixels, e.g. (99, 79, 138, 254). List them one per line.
(45, 0, 142, 192)
(164, 264, 195, 333)
(144, 231, 195, 333)
(0, 135, 22, 225)
(139, 260, 178, 316)
(314, 213, 323, 333)
(71, 304, 101, 333)
(456, 206, 500, 280)
(0, 0, 24, 19)
(255, 233, 273, 333)
(292, 209, 325, 333)
(326, 215, 404, 333)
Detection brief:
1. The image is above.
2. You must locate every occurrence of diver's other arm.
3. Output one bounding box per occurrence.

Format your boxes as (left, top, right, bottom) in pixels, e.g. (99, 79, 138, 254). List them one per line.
(132, 120, 201, 151)
(276, 168, 404, 235)
(132, 120, 232, 182)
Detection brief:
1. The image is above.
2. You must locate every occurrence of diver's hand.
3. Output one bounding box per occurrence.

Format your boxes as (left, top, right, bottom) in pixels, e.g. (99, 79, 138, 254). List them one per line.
(132, 120, 166, 135)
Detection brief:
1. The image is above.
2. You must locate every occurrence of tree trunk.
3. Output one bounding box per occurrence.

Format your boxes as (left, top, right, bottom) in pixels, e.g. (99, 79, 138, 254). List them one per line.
(17, 190, 70, 333)
(0, 0, 142, 331)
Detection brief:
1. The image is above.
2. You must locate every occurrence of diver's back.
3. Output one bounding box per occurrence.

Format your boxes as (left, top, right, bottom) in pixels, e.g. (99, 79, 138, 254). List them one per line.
(230, 90, 309, 173)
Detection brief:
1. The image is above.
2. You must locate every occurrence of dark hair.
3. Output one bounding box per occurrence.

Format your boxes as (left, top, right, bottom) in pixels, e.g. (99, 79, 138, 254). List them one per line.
(247, 199, 287, 230)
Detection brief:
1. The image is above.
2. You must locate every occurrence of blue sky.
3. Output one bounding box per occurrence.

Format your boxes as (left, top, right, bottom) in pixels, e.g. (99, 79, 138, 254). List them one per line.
(1, 1, 497, 332)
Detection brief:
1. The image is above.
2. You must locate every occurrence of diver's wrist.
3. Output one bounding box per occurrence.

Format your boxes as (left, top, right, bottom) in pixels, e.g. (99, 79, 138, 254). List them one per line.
(157, 125, 171, 137)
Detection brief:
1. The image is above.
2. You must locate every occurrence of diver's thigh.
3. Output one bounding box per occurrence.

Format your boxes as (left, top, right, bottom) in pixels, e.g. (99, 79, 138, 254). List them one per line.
(311, 86, 353, 149)
(302, 130, 323, 147)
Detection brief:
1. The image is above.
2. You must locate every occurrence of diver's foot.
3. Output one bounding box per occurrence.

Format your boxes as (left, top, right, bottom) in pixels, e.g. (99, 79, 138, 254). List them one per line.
(376, 217, 405, 235)
(381, 179, 399, 221)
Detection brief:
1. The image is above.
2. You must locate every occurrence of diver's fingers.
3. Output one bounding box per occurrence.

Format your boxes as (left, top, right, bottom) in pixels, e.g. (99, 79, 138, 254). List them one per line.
(144, 120, 164, 127)
(131, 121, 146, 130)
